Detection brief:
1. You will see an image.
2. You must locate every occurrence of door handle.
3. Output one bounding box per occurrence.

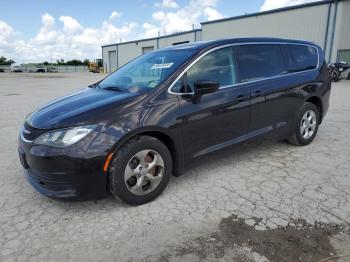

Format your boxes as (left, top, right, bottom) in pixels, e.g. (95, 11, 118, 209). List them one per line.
(234, 94, 249, 102)
(250, 90, 264, 98)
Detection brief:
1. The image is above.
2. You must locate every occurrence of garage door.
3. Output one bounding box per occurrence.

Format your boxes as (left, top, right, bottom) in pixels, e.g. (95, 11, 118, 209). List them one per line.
(142, 46, 154, 54)
(109, 51, 117, 73)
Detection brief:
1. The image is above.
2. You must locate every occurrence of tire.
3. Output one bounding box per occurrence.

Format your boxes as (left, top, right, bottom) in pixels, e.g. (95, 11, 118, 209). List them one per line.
(108, 135, 172, 205)
(288, 102, 320, 146)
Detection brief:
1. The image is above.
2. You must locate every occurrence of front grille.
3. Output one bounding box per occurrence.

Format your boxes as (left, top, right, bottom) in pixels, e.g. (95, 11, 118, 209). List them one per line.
(28, 169, 70, 186)
(22, 122, 47, 141)
(27, 168, 75, 192)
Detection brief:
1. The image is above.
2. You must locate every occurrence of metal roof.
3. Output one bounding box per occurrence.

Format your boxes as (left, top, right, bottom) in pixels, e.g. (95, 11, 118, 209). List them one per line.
(101, 29, 201, 48)
(201, 0, 338, 25)
(101, 0, 346, 48)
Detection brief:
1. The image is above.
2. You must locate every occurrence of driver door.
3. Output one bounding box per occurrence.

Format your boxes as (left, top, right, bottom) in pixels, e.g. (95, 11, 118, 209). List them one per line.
(174, 47, 252, 160)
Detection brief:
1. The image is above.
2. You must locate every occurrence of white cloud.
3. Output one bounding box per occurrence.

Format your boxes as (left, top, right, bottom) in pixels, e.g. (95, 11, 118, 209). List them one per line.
(59, 16, 83, 34)
(203, 7, 224, 21)
(0, 13, 137, 63)
(109, 11, 122, 20)
(143, 0, 224, 38)
(0, 20, 15, 44)
(260, 0, 320, 11)
(142, 23, 160, 38)
(155, 0, 179, 9)
(0, 1, 225, 62)
(33, 13, 61, 45)
(152, 11, 166, 20)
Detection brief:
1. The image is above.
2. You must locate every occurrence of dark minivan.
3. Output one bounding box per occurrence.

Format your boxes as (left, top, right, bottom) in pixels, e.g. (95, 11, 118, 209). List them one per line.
(18, 38, 331, 205)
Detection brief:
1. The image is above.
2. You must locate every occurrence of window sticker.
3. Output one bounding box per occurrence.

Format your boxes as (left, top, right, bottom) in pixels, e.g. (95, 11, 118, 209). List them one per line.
(151, 63, 174, 69)
(148, 81, 159, 88)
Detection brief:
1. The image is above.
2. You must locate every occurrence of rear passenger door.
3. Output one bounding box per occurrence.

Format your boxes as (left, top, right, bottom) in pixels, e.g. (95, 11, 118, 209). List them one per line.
(235, 44, 301, 138)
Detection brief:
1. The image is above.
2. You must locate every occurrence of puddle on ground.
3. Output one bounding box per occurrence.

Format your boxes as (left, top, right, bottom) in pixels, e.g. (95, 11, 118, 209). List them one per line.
(152, 215, 347, 262)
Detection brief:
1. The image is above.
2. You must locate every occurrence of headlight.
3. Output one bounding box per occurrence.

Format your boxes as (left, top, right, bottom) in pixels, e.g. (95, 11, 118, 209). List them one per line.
(34, 125, 96, 148)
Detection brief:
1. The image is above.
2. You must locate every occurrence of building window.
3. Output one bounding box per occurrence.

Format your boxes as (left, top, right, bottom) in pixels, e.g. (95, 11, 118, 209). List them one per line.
(337, 50, 350, 64)
(172, 41, 190, 46)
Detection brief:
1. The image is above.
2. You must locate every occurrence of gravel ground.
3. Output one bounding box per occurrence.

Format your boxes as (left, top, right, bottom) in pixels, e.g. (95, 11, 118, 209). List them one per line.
(0, 73, 349, 262)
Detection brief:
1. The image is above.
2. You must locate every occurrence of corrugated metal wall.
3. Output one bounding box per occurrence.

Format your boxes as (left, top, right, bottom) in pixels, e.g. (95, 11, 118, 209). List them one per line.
(201, 0, 350, 62)
(102, 30, 199, 73)
(102, 0, 350, 72)
(332, 0, 350, 60)
(117, 39, 157, 68)
(201, 5, 328, 48)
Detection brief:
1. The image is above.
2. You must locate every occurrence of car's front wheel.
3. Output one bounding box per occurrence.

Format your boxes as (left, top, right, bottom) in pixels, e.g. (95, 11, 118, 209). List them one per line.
(108, 136, 172, 205)
(288, 102, 320, 146)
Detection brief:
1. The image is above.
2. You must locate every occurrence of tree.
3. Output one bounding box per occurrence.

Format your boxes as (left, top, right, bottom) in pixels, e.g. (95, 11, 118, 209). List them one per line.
(0, 56, 7, 64)
(0, 56, 15, 65)
(56, 59, 65, 65)
(83, 59, 90, 66)
(66, 59, 83, 66)
(43, 61, 49, 65)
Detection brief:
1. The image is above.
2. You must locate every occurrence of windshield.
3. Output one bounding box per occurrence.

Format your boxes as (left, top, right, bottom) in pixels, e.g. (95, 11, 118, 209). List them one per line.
(99, 50, 195, 91)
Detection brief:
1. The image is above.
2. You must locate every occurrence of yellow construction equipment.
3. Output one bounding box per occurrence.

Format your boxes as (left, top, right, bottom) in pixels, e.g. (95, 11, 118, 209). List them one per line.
(88, 59, 103, 73)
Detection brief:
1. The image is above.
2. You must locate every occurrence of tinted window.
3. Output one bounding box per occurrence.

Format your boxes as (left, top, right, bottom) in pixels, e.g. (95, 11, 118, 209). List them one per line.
(172, 47, 237, 93)
(185, 47, 237, 92)
(236, 44, 285, 82)
(282, 44, 318, 72)
(100, 50, 194, 91)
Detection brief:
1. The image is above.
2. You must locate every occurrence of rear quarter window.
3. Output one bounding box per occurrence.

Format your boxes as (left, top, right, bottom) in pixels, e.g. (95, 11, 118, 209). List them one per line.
(281, 44, 318, 72)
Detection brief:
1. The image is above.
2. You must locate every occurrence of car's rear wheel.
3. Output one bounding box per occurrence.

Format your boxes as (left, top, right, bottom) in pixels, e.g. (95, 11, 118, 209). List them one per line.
(108, 135, 172, 205)
(288, 102, 320, 146)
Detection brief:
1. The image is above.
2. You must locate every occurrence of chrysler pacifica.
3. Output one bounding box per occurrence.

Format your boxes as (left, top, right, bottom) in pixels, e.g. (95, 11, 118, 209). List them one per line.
(18, 38, 331, 205)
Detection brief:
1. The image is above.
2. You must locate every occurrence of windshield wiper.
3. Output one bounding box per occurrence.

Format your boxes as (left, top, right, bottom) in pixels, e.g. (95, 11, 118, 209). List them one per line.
(88, 83, 101, 88)
(102, 86, 126, 92)
(88, 83, 125, 92)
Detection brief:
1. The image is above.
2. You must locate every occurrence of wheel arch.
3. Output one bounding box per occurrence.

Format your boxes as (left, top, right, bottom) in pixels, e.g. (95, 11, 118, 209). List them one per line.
(305, 96, 323, 124)
(108, 127, 183, 177)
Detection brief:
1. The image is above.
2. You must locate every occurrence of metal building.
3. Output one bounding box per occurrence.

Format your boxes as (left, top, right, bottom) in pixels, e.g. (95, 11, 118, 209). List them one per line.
(102, 29, 201, 73)
(102, 0, 350, 73)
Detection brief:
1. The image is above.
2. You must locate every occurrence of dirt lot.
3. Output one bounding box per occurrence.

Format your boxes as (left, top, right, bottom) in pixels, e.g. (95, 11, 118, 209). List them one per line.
(0, 73, 349, 262)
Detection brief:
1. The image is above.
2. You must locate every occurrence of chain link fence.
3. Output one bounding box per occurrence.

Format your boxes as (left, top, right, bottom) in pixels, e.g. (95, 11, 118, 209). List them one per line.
(0, 65, 89, 73)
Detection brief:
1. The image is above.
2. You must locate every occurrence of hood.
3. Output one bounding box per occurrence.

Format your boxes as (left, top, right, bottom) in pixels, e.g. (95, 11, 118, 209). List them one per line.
(27, 87, 140, 129)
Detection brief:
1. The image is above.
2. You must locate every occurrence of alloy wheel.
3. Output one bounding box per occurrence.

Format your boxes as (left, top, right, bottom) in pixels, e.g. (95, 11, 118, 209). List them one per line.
(300, 110, 317, 140)
(124, 149, 164, 195)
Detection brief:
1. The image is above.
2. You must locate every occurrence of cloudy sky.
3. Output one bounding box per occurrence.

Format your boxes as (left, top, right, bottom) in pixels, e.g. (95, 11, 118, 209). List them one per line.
(0, 0, 320, 63)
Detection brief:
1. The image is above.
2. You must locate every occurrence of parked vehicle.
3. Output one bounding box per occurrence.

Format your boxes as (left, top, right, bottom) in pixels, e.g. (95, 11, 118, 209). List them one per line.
(47, 67, 58, 73)
(337, 61, 350, 80)
(328, 61, 350, 81)
(35, 67, 46, 73)
(0, 68, 4, 73)
(18, 38, 331, 205)
(11, 66, 23, 72)
(328, 63, 340, 82)
(88, 59, 103, 73)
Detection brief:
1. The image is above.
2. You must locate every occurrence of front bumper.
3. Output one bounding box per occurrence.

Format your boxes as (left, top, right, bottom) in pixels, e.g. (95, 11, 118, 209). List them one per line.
(18, 126, 119, 200)
(26, 168, 80, 199)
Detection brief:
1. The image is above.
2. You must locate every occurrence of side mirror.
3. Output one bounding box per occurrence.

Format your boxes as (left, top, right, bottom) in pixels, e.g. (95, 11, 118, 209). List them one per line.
(194, 81, 219, 95)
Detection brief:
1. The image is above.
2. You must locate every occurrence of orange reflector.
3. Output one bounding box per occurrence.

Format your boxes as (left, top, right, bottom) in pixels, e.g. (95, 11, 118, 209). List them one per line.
(103, 153, 114, 172)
